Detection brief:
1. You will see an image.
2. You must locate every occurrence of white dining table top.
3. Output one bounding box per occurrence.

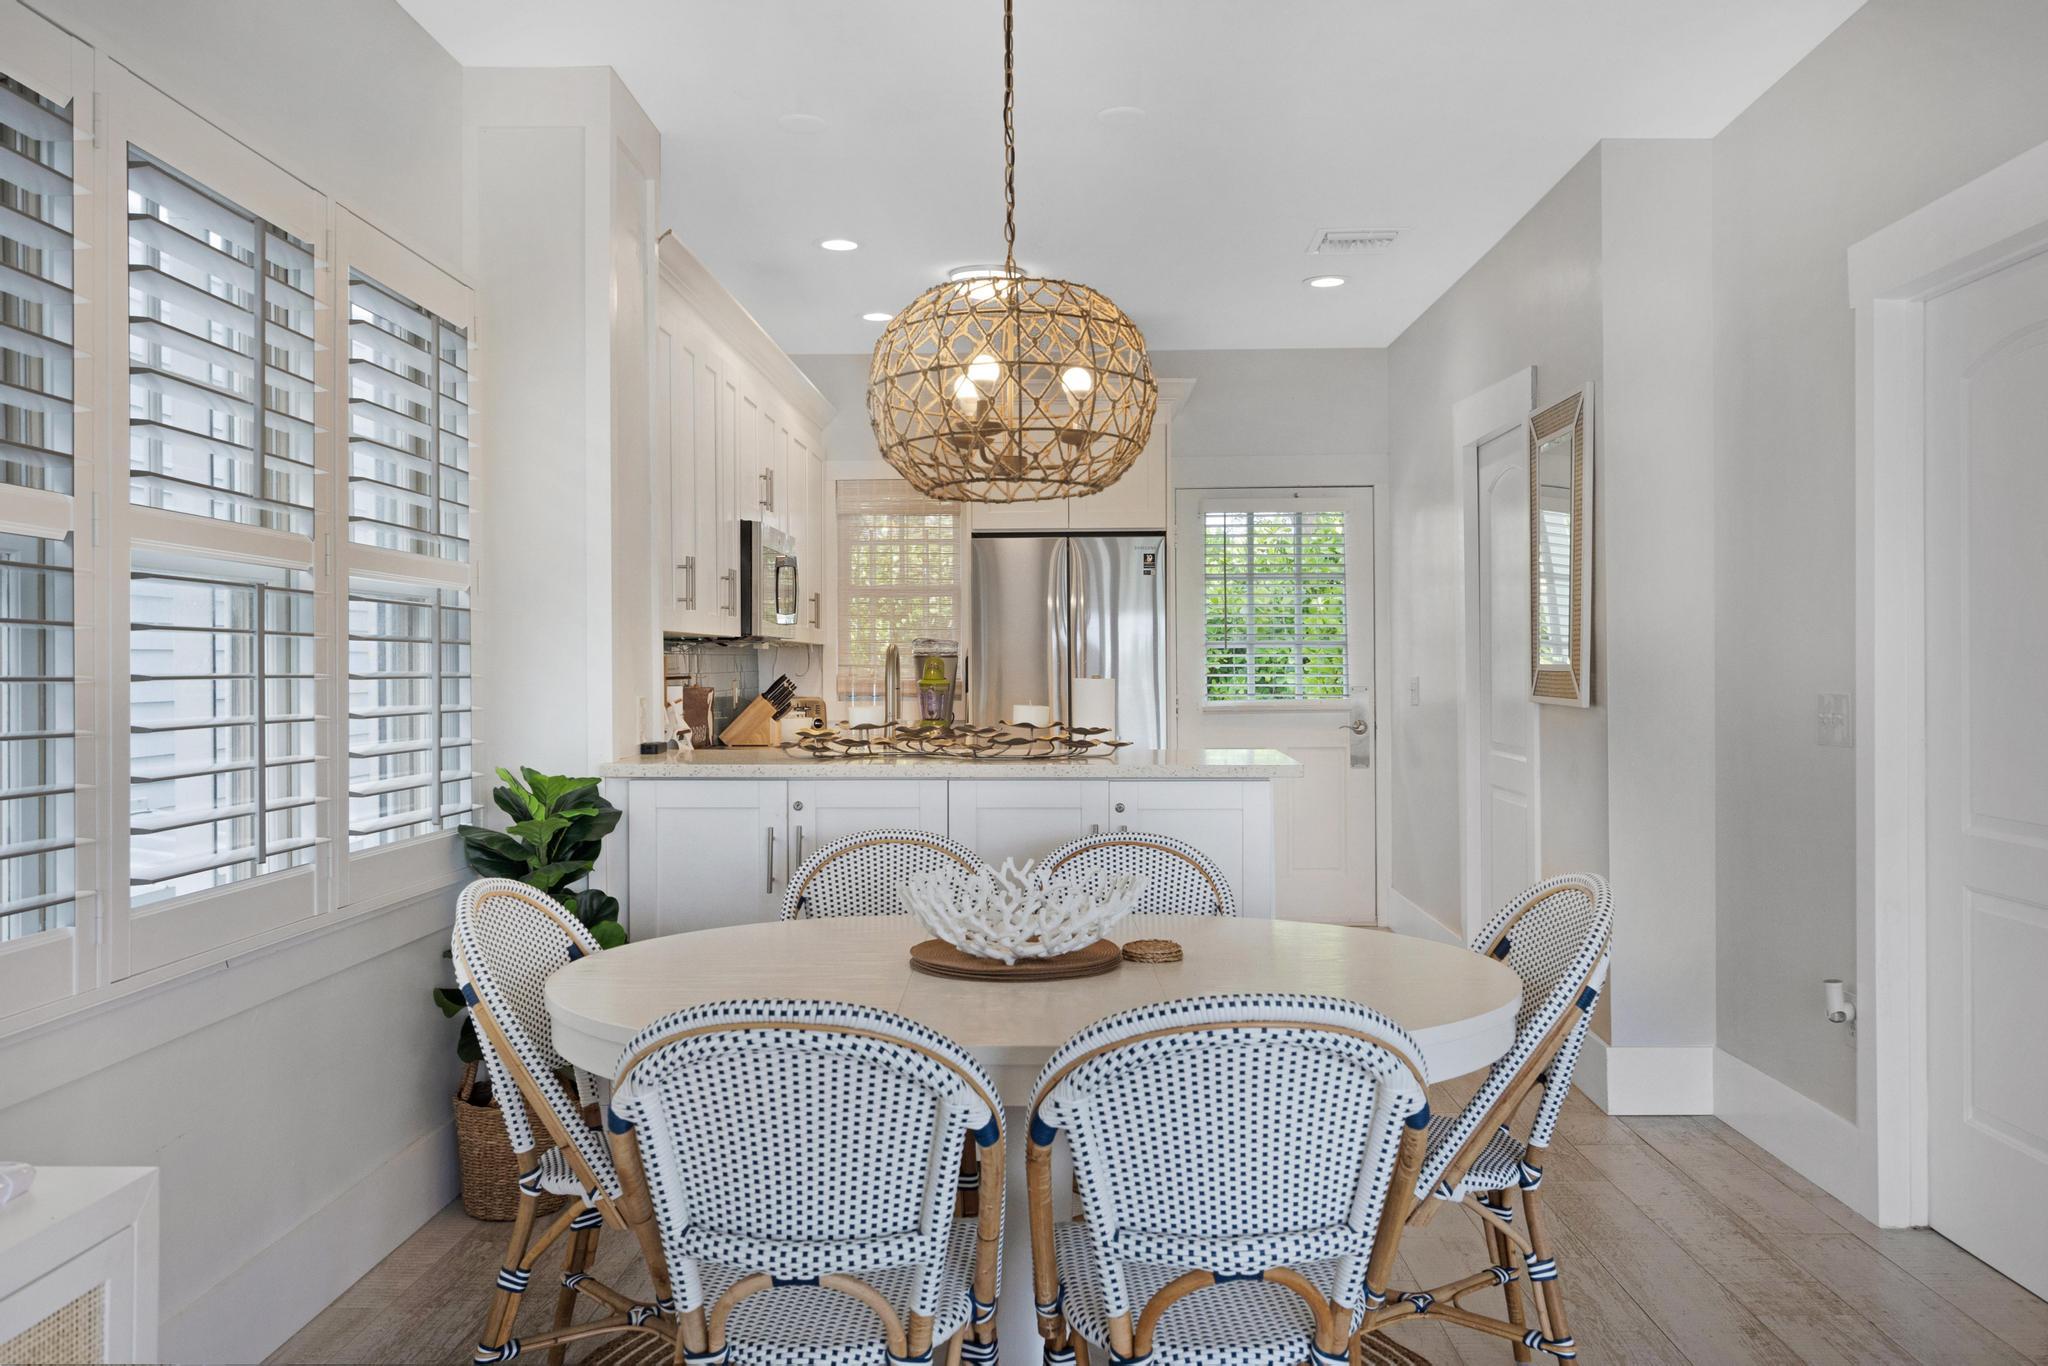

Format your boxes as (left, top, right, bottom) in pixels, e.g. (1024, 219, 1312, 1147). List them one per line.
(546, 915, 1523, 1096)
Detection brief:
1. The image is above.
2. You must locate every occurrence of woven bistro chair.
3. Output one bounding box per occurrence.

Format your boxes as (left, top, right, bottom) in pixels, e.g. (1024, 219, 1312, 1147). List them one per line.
(607, 999, 1005, 1366)
(1041, 831, 1238, 917)
(1362, 874, 1612, 1363)
(1027, 993, 1433, 1366)
(781, 829, 982, 919)
(452, 878, 675, 1365)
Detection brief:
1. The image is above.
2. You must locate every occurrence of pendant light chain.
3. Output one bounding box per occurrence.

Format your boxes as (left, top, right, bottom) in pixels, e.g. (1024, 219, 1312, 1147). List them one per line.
(1002, 0, 1017, 277)
(864, 0, 1156, 502)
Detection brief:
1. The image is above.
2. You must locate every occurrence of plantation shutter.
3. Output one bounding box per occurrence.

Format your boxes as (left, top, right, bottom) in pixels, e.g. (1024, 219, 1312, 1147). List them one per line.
(346, 582, 473, 849)
(0, 75, 75, 494)
(1202, 508, 1349, 702)
(346, 275, 471, 560)
(126, 149, 317, 535)
(834, 478, 964, 701)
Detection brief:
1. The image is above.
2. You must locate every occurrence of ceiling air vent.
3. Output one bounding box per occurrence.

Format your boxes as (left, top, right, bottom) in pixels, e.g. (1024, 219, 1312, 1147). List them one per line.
(1307, 228, 1401, 255)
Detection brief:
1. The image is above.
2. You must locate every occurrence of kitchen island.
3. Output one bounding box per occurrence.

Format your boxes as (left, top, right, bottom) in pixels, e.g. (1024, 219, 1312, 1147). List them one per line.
(595, 748, 1299, 935)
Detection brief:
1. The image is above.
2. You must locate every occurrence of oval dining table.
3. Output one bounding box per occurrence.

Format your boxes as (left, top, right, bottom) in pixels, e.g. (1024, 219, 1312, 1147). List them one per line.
(546, 913, 1524, 1357)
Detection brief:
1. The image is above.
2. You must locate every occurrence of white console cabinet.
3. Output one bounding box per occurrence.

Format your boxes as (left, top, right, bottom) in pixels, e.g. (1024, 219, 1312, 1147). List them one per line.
(0, 1168, 158, 1365)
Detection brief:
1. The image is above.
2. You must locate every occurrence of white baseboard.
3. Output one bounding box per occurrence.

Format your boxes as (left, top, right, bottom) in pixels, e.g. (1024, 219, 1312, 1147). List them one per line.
(1381, 887, 1462, 944)
(162, 1120, 457, 1363)
(1579, 1037, 1714, 1114)
(1713, 1048, 1870, 1217)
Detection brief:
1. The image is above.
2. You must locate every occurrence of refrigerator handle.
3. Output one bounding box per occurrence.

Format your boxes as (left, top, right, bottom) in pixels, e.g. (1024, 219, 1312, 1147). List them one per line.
(1051, 541, 1072, 725)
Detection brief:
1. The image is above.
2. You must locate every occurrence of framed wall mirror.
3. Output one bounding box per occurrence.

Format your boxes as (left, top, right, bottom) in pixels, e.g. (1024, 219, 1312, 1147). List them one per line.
(1529, 385, 1592, 705)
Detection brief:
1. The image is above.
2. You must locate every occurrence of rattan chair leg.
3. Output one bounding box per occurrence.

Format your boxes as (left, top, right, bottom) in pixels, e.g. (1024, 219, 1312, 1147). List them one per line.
(1485, 1196, 1533, 1364)
(944, 1328, 965, 1365)
(544, 1221, 601, 1365)
(480, 1173, 545, 1350)
(1520, 1166, 1575, 1353)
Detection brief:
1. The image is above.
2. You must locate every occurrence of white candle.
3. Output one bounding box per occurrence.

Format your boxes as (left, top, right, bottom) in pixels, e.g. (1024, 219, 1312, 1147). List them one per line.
(1010, 703, 1051, 727)
(1070, 676, 1117, 734)
(846, 703, 886, 728)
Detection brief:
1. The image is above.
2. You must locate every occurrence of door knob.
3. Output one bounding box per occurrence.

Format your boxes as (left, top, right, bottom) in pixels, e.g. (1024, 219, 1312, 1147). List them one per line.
(1341, 719, 1369, 735)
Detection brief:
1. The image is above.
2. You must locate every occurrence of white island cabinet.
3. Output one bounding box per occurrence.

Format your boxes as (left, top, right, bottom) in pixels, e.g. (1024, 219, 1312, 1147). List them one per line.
(597, 749, 1297, 937)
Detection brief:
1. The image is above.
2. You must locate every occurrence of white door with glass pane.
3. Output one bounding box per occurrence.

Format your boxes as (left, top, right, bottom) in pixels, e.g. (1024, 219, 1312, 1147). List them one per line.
(1173, 489, 1375, 923)
(1923, 245, 2048, 1297)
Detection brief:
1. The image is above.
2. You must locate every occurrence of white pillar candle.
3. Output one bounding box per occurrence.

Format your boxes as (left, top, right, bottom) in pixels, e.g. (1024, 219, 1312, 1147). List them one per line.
(846, 703, 886, 728)
(1070, 676, 1117, 734)
(1010, 703, 1051, 727)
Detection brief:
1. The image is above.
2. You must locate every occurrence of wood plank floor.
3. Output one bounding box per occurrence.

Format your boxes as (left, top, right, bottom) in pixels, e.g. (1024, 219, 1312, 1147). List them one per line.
(269, 1088, 2048, 1365)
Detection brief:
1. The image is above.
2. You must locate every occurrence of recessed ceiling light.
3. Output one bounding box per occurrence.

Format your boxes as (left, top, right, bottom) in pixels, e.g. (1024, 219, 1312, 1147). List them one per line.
(861, 312, 893, 323)
(1304, 275, 1347, 289)
(1096, 105, 1145, 125)
(819, 238, 859, 252)
(778, 113, 827, 135)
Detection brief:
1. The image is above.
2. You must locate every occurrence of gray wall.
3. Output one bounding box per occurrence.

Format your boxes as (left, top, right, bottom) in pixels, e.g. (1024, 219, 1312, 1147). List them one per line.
(39, 0, 466, 268)
(1385, 148, 1607, 932)
(1712, 0, 2048, 1117)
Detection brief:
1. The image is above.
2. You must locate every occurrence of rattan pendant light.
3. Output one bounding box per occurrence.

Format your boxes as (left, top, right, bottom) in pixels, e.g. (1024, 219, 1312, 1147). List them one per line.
(866, 0, 1157, 502)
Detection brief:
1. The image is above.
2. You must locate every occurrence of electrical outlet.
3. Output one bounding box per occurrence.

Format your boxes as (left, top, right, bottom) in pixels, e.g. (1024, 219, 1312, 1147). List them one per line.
(1817, 692, 1853, 747)
(1408, 676, 1421, 706)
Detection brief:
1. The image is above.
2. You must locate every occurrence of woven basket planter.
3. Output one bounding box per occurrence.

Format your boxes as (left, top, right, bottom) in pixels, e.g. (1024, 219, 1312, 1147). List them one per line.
(453, 1061, 570, 1222)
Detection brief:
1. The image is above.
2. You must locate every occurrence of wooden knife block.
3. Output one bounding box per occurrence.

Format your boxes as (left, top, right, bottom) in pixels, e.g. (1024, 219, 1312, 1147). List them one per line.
(719, 695, 780, 747)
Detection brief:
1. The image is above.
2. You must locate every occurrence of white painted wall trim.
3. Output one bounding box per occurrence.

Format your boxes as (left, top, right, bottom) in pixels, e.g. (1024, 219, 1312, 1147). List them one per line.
(1580, 1036, 1713, 1115)
(160, 1120, 456, 1363)
(1452, 368, 1535, 943)
(1715, 1048, 1868, 1217)
(1381, 886, 1462, 945)
(1849, 132, 2048, 1227)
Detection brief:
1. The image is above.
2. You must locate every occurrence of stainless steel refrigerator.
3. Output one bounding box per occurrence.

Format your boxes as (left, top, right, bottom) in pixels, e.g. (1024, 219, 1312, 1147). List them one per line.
(968, 534, 1167, 748)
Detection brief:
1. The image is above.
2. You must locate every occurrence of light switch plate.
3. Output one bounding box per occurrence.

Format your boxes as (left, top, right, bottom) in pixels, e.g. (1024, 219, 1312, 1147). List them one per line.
(1817, 692, 1853, 747)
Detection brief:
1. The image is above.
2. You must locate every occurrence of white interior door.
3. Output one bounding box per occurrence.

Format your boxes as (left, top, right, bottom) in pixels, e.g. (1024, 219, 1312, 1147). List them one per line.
(1477, 428, 1538, 921)
(1173, 488, 1375, 923)
(1923, 245, 2048, 1297)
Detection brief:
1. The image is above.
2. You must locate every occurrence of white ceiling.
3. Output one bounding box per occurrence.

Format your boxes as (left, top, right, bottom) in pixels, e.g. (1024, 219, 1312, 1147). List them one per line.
(399, 0, 1861, 353)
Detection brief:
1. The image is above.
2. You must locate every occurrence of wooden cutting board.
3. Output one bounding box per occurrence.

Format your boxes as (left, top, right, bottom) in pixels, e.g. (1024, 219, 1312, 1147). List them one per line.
(908, 938, 1123, 981)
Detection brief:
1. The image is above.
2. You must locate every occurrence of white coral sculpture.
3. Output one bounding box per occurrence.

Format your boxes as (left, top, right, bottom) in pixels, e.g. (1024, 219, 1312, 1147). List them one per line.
(898, 858, 1147, 964)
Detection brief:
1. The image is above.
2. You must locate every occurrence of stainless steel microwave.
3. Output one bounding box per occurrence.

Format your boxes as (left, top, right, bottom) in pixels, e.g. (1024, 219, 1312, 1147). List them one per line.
(739, 519, 799, 639)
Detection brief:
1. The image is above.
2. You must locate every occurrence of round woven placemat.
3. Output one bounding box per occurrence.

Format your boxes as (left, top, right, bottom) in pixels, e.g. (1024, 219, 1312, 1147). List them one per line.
(1121, 937, 1183, 964)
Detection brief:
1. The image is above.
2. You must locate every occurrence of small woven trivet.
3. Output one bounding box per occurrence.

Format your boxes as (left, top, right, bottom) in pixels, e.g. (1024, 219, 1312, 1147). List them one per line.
(1122, 938, 1183, 964)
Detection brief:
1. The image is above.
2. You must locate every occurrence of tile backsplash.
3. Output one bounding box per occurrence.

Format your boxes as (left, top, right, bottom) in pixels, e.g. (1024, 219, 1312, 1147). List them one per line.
(663, 640, 823, 742)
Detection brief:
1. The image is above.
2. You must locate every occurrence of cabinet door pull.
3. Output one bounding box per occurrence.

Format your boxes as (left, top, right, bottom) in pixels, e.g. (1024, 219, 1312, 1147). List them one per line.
(809, 592, 821, 628)
(1089, 823, 1100, 836)
(765, 826, 777, 893)
(676, 554, 697, 608)
(760, 468, 774, 512)
(791, 823, 805, 871)
(723, 568, 738, 614)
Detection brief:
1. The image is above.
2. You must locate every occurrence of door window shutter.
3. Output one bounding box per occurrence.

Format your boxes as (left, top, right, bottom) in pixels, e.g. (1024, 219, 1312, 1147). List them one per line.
(1202, 509, 1349, 702)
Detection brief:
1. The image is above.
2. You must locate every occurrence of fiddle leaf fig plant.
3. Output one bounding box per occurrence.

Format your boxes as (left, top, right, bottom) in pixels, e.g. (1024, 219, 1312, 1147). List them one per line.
(439, 767, 628, 1077)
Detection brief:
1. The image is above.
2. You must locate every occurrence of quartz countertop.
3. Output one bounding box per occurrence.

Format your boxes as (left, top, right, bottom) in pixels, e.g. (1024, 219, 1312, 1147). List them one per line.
(597, 747, 1301, 780)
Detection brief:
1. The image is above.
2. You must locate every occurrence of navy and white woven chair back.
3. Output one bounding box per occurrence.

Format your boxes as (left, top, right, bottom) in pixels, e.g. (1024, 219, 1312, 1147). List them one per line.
(452, 878, 620, 1197)
(1042, 832, 1238, 917)
(1416, 874, 1612, 1196)
(1034, 993, 1427, 1315)
(781, 829, 982, 919)
(610, 999, 1002, 1313)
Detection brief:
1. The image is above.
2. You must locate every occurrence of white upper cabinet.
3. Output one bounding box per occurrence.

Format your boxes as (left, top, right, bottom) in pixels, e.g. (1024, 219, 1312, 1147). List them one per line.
(655, 236, 831, 639)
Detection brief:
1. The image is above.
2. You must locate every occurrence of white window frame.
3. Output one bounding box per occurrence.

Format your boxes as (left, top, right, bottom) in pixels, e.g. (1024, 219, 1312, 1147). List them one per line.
(0, 5, 95, 1023)
(331, 208, 477, 910)
(0, 16, 482, 1042)
(100, 61, 335, 978)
